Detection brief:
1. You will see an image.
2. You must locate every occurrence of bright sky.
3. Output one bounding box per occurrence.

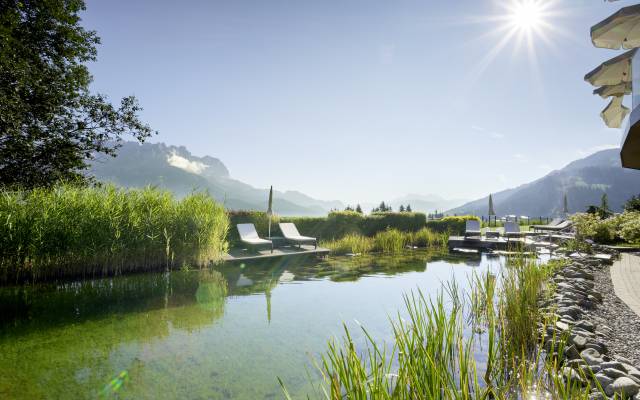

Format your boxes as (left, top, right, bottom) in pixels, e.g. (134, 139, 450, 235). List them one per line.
(83, 0, 630, 204)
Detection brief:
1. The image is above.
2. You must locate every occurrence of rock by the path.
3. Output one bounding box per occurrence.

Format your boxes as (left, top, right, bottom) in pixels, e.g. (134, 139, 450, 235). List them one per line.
(604, 367, 629, 379)
(582, 348, 604, 366)
(563, 367, 585, 385)
(595, 372, 614, 388)
(608, 377, 640, 398)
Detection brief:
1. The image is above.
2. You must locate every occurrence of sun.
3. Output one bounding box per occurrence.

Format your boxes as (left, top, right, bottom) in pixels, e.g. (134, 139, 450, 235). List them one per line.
(509, 1, 545, 31)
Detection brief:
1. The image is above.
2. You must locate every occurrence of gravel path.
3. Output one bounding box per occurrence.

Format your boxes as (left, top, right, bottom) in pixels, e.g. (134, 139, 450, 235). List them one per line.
(591, 260, 640, 366)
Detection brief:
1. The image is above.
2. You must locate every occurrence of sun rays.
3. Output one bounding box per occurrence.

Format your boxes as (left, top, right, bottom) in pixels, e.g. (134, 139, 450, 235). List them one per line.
(463, 0, 570, 90)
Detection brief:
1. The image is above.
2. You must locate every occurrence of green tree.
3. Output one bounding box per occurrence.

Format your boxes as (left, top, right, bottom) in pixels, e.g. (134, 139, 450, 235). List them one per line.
(355, 204, 363, 214)
(0, 0, 154, 187)
(406, 204, 412, 212)
(625, 194, 640, 212)
(399, 205, 405, 212)
(598, 193, 612, 218)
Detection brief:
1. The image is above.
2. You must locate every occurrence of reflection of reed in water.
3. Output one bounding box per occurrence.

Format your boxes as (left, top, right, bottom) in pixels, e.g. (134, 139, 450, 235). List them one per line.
(167, 270, 228, 332)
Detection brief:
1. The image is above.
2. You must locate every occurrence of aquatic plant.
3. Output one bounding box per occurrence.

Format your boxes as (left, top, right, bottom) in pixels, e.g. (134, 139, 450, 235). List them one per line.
(293, 256, 599, 399)
(322, 228, 447, 255)
(372, 229, 408, 253)
(409, 227, 448, 248)
(321, 234, 375, 255)
(0, 184, 229, 283)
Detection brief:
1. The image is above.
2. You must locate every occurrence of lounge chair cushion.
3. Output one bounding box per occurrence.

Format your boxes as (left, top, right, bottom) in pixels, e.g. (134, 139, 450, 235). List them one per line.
(279, 223, 316, 242)
(237, 223, 272, 245)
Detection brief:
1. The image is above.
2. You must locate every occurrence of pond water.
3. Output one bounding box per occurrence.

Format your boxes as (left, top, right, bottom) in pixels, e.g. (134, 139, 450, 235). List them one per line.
(0, 250, 505, 399)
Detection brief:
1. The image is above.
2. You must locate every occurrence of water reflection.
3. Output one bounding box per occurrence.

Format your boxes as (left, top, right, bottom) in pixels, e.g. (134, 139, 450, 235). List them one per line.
(0, 250, 501, 399)
(0, 250, 483, 334)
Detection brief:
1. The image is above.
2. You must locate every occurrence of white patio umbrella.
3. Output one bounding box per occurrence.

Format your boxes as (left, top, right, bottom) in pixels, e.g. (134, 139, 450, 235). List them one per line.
(585, 49, 636, 86)
(591, 5, 640, 50)
(600, 95, 630, 128)
(593, 82, 631, 98)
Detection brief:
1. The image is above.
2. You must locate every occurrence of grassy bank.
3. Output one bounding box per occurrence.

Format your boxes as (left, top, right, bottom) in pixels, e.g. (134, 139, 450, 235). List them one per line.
(321, 228, 448, 255)
(0, 185, 229, 283)
(291, 256, 599, 399)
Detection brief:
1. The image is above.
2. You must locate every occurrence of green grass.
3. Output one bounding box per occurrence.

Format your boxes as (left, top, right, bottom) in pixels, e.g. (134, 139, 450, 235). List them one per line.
(321, 228, 448, 255)
(287, 256, 601, 399)
(0, 184, 229, 283)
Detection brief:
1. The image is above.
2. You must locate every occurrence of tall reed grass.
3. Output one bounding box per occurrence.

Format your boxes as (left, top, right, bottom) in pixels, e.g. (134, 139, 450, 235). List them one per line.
(292, 256, 599, 399)
(0, 184, 229, 283)
(321, 228, 448, 255)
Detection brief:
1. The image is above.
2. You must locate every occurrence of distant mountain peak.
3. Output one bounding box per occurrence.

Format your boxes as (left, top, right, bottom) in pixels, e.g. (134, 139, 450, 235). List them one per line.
(447, 148, 640, 217)
(88, 141, 342, 216)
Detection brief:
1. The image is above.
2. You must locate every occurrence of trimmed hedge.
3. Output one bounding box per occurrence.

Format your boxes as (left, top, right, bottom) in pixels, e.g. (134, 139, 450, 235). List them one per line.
(361, 212, 426, 236)
(227, 210, 427, 245)
(425, 216, 480, 235)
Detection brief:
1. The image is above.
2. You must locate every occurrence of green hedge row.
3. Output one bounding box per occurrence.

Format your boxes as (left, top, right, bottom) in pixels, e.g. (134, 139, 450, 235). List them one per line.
(227, 211, 429, 245)
(425, 216, 481, 235)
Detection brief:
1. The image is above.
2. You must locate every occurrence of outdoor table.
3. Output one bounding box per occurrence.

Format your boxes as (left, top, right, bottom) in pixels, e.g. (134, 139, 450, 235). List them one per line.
(266, 236, 286, 248)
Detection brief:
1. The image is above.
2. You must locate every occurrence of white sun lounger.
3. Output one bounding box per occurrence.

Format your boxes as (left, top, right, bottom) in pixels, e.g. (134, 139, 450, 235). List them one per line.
(279, 223, 317, 248)
(504, 222, 524, 239)
(237, 223, 273, 253)
(533, 219, 573, 233)
(532, 218, 562, 231)
(464, 220, 481, 239)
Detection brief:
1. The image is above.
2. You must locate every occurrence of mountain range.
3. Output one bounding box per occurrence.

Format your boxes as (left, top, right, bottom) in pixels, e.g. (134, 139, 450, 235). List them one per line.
(89, 142, 343, 216)
(89, 143, 640, 218)
(447, 148, 640, 217)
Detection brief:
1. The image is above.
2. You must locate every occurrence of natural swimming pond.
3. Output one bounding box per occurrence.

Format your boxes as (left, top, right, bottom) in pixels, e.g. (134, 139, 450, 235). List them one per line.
(0, 250, 506, 399)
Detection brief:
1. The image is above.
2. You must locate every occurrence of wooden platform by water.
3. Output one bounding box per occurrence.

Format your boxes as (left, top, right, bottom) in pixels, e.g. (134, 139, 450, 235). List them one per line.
(448, 236, 538, 252)
(223, 245, 330, 262)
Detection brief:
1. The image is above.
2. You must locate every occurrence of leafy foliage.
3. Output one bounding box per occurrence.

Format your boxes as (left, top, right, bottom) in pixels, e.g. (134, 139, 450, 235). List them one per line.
(570, 211, 640, 244)
(425, 215, 480, 235)
(624, 194, 640, 212)
(0, 0, 154, 187)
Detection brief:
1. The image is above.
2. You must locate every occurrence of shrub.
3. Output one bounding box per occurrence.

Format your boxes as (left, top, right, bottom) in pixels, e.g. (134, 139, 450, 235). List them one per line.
(619, 211, 640, 243)
(625, 195, 640, 212)
(0, 185, 229, 283)
(324, 211, 365, 238)
(571, 212, 621, 244)
(280, 216, 328, 238)
(426, 215, 480, 235)
(361, 212, 426, 236)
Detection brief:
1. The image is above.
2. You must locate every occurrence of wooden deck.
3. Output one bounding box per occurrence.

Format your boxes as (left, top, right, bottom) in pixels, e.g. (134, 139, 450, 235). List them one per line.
(448, 236, 538, 252)
(223, 245, 330, 262)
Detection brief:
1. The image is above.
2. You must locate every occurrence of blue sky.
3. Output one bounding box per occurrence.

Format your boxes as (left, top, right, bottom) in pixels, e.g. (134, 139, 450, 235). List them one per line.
(83, 0, 629, 204)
